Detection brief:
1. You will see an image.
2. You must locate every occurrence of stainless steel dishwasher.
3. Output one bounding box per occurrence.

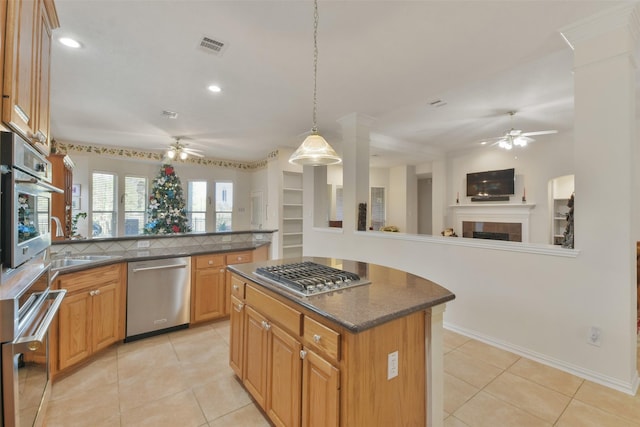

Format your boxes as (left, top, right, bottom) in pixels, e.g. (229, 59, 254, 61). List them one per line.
(126, 257, 191, 342)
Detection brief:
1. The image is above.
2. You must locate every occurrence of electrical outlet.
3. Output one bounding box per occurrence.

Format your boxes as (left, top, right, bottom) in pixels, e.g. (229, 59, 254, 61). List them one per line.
(387, 351, 399, 380)
(588, 326, 602, 347)
(255, 234, 263, 240)
(222, 235, 232, 242)
(137, 240, 150, 249)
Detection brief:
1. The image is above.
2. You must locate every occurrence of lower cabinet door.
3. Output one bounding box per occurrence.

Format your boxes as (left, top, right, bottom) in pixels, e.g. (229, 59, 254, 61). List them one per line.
(243, 306, 269, 408)
(229, 295, 245, 377)
(301, 348, 340, 427)
(58, 291, 91, 370)
(92, 281, 121, 352)
(267, 324, 302, 427)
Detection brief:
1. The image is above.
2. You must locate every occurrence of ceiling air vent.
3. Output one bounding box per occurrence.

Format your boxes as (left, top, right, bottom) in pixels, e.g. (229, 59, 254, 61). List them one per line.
(162, 110, 178, 119)
(198, 36, 227, 55)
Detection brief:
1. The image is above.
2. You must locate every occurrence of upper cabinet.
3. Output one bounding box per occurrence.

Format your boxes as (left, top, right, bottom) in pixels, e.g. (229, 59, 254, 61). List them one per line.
(3, 0, 59, 155)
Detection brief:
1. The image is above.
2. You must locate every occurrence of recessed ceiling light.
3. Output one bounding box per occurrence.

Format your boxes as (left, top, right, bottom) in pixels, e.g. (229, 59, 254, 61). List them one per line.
(208, 85, 222, 93)
(59, 37, 81, 48)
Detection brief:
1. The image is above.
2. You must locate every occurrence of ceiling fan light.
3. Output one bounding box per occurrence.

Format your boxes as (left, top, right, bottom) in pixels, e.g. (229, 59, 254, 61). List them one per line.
(167, 149, 176, 159)
(179, 151, 188, 160)
(289, 133, 342, 166)
(514, 137, 527, 147)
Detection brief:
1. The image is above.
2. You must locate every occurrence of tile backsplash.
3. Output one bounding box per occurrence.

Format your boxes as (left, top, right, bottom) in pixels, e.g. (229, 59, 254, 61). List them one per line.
(51, 232, 272, 256)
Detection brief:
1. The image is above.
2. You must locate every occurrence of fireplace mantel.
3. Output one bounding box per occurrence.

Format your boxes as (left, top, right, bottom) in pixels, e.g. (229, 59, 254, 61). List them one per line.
(450, 203, 536, 243)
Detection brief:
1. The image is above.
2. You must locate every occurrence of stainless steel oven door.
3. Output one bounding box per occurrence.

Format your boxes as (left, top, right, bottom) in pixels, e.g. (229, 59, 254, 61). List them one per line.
(1, 289, 66, 427)
(4, 169, 61, 269)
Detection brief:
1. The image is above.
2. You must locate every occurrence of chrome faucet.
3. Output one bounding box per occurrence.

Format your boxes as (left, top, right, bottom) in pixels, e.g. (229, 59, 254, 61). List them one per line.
(51, 216, 64, 237)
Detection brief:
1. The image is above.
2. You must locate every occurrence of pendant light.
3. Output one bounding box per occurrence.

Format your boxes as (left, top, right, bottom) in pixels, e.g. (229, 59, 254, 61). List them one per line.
(289, 0, 341, 166)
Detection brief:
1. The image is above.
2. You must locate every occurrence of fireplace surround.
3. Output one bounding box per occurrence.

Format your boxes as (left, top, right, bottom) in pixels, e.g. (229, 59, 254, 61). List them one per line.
(451, 203, 535, 243)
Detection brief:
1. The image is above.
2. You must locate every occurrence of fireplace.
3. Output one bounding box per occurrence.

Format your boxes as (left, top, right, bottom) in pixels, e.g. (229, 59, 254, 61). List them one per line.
(463, 221, 522, 242)
(451, 203, 534, 243)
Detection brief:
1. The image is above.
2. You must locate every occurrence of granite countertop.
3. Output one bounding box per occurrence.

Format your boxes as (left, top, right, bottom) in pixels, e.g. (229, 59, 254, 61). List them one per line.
(49, 241, 269, 274)
(227, 257, 456, 333)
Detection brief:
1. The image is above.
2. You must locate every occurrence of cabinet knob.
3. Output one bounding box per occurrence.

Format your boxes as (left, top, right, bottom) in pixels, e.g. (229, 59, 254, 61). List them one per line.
(233, 284, 239, 291)
(234, 302, 244, 312)
(261, 320, 271, 331)
(313, 334, 321, 343)
(220, 268, 225, 273)
(89, 290, 95, 296)
(208, 260, 213, 265)
(300, 350, 307, 359)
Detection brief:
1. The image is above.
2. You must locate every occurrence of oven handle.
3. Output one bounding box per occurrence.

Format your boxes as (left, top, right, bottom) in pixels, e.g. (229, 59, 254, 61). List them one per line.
(16, 289, 66, 351)
(15, 177, 64, 193)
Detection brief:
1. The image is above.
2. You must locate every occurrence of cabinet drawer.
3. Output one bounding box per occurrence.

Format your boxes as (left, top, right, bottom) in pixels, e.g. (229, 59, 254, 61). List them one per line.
(303, 316, 340, 361)
(57, 264, 122, 293)
(194, 254, 225, 269)
(230, 275, 246, 300)
(246, 285, 301, 337)
(226, 252, 252, 265)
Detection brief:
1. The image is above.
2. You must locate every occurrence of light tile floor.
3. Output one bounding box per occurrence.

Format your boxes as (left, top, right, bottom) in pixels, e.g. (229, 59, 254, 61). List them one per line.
(45, 320, 640, 427)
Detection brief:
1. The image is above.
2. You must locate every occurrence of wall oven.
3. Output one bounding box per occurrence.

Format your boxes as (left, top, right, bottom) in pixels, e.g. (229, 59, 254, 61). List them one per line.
(0, 132, 63, 269)
(0, 265, 66, 427)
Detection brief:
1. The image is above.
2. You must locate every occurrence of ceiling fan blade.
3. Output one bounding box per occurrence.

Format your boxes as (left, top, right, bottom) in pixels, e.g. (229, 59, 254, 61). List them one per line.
(183, 148, 204, 158)
(521, 130, 558, 137)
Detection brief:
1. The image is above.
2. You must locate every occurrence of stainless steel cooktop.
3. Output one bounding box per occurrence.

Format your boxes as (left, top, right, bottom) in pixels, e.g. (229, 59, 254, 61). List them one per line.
(254, 261, 370, 297)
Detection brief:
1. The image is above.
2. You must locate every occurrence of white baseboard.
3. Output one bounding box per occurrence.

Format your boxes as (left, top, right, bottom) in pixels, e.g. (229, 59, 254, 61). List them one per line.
(444, 322, 639, 396)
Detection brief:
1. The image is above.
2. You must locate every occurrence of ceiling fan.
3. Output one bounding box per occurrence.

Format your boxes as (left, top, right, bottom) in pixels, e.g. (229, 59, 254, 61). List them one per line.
(166, 137, 204, 160)
(482, 111, 558, 150)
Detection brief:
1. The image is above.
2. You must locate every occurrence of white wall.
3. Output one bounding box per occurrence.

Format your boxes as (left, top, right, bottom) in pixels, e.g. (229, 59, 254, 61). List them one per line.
(445, 132, 574, 244)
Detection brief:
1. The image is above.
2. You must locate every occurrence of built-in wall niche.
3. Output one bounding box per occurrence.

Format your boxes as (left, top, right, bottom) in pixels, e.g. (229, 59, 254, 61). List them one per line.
(549, 174, 574, 245)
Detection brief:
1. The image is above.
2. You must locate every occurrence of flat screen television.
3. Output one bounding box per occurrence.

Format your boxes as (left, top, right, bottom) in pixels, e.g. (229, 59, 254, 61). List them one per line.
(466, 168, 515, 197)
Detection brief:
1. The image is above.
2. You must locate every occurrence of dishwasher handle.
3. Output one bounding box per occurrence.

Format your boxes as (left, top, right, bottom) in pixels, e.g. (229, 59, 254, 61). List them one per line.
(131, 263, 188, 273)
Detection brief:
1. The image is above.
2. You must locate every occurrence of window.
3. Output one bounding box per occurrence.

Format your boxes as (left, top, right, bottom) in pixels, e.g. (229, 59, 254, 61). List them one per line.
(124, 176, 147, 235)
(92, 172, 116, 237)
(371, 187, 385, 231)
(188, 181, 207, 232)
(215, 182, 233, 231)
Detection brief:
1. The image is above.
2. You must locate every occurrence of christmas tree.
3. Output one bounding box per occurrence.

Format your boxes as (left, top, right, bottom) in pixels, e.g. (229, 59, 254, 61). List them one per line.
(144, 163, 191, 234)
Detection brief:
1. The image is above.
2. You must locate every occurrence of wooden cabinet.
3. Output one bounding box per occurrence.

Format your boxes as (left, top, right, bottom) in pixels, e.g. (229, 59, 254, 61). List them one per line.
(3, 0, 58, 155)
(243, 305, 269, 408)
(191, 254, 227, 324)
(243, 305, 303, 427)
(224, 250, 253, 314)
(49, 153, 74, 240)
(230, 277, 339, 427)
(301, 348, 339, 427)
(229, 294, 245, 378)
(52, 263, 126, 374)
(230, 273, 427, 427)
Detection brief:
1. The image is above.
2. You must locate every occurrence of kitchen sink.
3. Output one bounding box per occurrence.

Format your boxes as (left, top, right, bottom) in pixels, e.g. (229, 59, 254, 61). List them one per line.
(51, 258, 93, 269)
(50, 255, 122, 270)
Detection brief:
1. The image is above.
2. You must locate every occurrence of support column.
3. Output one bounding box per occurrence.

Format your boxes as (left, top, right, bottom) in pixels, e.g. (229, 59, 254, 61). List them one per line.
(337, 113, 375, 232)
(560, 3, 639, 385)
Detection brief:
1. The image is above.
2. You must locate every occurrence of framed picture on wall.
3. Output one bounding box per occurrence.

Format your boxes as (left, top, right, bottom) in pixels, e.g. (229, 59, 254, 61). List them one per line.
(72, 184, 81, 196)
(72, 198, 80, 210)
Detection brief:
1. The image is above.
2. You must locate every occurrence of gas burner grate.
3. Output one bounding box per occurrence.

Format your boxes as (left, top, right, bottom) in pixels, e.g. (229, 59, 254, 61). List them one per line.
(255, 261, 370, 296)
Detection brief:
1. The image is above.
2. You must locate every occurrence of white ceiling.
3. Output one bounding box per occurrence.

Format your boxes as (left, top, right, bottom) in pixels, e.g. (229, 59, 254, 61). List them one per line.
(50, 0, 627, 168)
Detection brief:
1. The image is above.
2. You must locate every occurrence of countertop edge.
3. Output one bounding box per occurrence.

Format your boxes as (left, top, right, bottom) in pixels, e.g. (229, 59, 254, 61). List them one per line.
(227, 262, 456, 334)
(50, 242, 271, 274)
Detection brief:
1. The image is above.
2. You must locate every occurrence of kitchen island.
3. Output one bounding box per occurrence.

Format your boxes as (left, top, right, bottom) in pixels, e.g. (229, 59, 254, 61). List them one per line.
(227, 257, 455, 427)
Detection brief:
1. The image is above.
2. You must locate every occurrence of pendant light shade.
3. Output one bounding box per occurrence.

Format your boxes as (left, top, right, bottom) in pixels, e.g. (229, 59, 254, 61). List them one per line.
(289, 0, 341, 167)
(289, 133, 341, 166)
